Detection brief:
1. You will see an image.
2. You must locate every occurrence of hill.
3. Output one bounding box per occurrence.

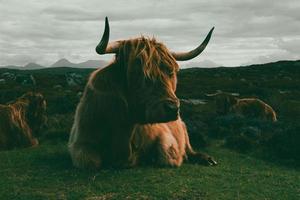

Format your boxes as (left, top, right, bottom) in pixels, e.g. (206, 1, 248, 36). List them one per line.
(50, 58, 107, 68)
(23, 62, 44, 69)
(0, 58, 108, 69)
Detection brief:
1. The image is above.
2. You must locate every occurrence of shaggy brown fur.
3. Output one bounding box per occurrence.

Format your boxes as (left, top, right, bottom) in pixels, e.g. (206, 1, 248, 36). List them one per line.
(214, 93, 277, 122)
(69, 37, 216, 169)
(231, 98, 277, 122)
(130, 118, 217, 167)
(0, 92, 47, 150)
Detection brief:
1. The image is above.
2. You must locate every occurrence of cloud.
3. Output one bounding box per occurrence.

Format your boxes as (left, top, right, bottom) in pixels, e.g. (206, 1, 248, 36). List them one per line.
(181, 59, 220, 68)
(0, 0, 299, 67)
(276, 38, 300, 55)
(244, 37, 300, 65)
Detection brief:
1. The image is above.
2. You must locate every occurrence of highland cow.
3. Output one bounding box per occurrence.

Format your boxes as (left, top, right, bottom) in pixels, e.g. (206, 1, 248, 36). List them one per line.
(0, 92, 47, 150)
(207, 91, 277, 122)
(68, 17, 216, 169)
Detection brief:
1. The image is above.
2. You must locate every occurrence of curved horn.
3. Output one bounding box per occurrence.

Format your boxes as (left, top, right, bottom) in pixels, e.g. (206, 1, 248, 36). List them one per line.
(95, 17, 120, 54)
(172, 27, 214, 61)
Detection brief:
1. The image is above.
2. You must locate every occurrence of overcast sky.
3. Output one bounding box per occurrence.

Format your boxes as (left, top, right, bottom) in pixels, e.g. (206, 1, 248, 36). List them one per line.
(0, 0, 299, 68)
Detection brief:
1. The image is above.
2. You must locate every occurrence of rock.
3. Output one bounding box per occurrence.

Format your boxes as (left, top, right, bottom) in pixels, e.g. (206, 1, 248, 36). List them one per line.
(66, 73, 84, 86)
(1, 72, 15, 80)
(53, 85, 63, 91)
(279, 90, 290, 94)
(15, 74, 36, 86)
(0, 79, 6, 84)
(181, 99, 207, 105)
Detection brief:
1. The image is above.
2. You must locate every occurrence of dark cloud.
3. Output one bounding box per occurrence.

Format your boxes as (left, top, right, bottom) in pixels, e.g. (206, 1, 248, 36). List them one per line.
(0, 0, 299, 67)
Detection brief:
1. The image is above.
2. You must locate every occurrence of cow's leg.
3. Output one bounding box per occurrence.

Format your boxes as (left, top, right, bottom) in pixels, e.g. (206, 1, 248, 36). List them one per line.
(187, 151, 217, 166)
(183, 124, 217, 166)
(156, 132, 183, 167)
(69, 143, 102, 170)
(128, 126, 155, 167)
(11, 125, 38, 148)
(68, 124, 102, 170)
(29, 138, 39, 147)
(109, 126, 133, 168)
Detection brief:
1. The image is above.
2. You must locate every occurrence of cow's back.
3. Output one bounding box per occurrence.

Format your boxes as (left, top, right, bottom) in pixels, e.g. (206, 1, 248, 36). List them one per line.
(233, 98, 277, 121)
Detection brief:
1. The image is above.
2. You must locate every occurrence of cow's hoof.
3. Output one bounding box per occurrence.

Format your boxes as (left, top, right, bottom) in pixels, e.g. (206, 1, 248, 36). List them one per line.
(189, 153, 217, 166)
(206, 157, 217, 166)
(31, 138, 39, 147)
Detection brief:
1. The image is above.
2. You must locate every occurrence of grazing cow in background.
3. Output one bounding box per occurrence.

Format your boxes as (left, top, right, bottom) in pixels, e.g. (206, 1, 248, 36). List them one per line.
(0, 92, 47, 150)
(206, 91, 277, 122)
(68, 17, 217, 169)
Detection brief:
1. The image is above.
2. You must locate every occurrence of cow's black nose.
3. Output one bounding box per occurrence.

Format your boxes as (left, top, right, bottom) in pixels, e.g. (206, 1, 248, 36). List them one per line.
(164, 102, 179, 115)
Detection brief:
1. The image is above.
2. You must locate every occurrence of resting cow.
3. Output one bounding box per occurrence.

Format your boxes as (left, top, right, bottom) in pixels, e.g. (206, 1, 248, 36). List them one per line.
(68, 17, 217, 169)
(0, 92, 47, 150)
(207, 91, 277, 122)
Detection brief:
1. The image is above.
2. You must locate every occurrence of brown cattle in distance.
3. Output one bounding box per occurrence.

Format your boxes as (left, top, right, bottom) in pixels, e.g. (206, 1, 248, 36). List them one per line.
(207, 91, 277, 122)
(0, 92, 47, 150)
(68, 17, 217, 169)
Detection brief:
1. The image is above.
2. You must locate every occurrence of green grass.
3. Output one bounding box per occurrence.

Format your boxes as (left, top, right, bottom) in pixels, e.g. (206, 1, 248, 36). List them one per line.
(0, 142, 299, 200)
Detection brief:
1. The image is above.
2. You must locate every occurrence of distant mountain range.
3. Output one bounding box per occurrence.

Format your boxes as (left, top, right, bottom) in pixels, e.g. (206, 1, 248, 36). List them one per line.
(50, 58, 107, 68)
(24, 62, 44, 69)
(1, 59, 300, 70)
(0, 58, 108, 69)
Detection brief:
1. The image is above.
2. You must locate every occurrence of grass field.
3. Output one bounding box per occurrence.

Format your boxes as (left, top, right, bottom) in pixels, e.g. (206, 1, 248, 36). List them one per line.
(1, 141, 299, 200)
(0, 60, 299, 199)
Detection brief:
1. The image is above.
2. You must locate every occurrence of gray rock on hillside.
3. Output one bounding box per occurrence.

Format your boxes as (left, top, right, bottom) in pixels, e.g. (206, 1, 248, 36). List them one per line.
(15, 74, 36, 86)
(66, 73, 84, 86)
